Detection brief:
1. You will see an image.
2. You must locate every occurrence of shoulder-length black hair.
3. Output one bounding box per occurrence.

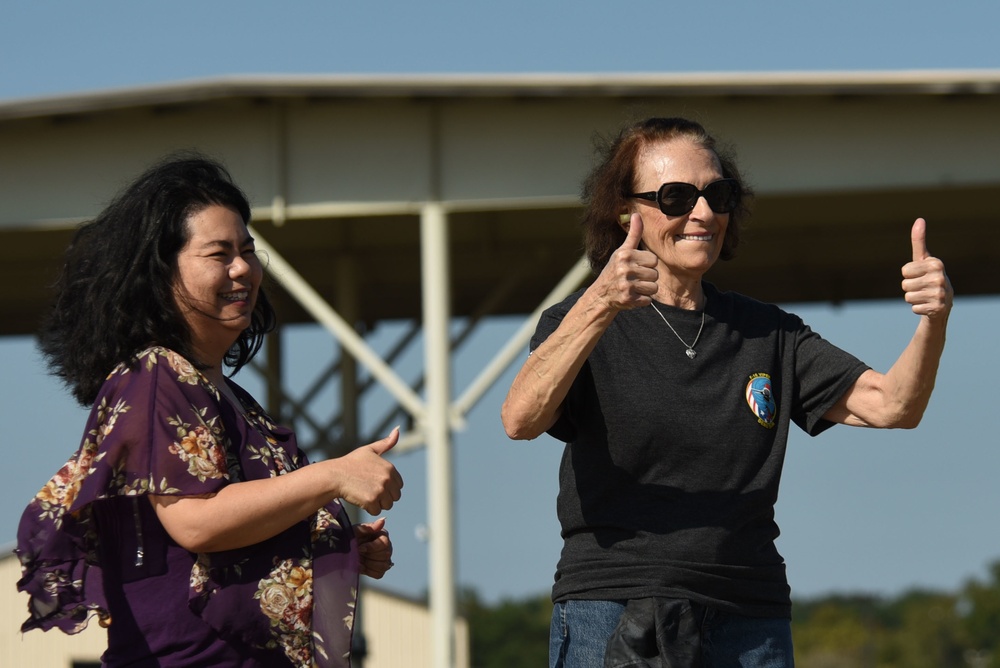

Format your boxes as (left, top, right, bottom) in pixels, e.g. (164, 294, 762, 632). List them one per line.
(581, 117, 754, 272)
(38, 153, 276, 406)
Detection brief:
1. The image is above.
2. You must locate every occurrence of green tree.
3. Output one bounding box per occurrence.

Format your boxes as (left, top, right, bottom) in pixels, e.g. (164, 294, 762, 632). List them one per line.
(881, 590, 964, 668)
(792, 595, 883, 667)
(460, 588, 552, 668)
(454, 561, 1000, 667)
(958, 561, 1000, 667)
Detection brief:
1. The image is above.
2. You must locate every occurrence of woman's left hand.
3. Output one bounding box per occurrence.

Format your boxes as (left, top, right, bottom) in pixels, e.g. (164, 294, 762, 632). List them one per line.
(355, 517, 394, 579)
(902, 218, 953, 321)
(825, 217, 953, 429)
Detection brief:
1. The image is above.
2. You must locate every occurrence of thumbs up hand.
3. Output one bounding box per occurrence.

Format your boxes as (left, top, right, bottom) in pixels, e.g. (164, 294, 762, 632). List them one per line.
(593, 213, 659, 312)
(333, 427, 404, 515)
(901, 218, 953, 320)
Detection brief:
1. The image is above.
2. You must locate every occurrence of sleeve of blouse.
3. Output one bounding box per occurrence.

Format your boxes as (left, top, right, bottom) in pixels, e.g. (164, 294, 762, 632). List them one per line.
(15, 348, 233, 634)
(69, 347, 233, 506)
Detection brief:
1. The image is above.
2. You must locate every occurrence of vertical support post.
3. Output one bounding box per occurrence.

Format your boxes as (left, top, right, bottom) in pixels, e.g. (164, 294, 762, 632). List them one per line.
(271, 101, 289, 226)
(265, 327, 284, 422)
(421, 202, 455, 668)
(336, 256, 365, 666)
(336, 256, 360, 455)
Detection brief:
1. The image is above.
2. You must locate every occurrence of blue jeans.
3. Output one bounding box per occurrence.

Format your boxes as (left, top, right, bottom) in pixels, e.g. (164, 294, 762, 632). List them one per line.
(549, 599, 794, 667)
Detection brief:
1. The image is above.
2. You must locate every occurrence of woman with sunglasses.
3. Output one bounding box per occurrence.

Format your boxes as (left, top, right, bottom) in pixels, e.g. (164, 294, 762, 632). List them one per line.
(16, 154, 403, 667)
(501, 117, 952, 667)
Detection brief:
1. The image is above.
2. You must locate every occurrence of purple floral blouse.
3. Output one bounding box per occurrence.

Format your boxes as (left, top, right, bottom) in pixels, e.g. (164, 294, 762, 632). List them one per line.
(16, 347, 360, 667)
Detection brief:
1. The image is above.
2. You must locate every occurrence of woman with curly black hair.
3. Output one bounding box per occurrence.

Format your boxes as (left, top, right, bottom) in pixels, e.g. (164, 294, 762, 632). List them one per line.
(17, 154, 403, 667)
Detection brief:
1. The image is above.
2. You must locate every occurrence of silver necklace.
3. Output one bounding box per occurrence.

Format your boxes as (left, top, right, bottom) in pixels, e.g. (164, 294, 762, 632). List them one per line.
(649, 302, 706, 359)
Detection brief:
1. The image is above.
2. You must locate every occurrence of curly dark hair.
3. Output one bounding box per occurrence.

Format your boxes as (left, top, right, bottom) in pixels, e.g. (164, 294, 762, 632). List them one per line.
(581, 117, 753, 272)
(38, 153, 277, 406)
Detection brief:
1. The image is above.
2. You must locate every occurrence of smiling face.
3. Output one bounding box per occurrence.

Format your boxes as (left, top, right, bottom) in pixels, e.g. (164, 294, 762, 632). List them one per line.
(172, 204, 262, 367)
(629, 137, 729, 286)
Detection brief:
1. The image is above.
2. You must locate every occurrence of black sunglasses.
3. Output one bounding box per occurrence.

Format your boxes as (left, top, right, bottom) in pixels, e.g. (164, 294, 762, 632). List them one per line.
(628, 179, 741, 216)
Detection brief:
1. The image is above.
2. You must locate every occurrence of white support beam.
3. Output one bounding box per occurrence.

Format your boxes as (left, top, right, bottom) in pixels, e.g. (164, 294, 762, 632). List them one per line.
(450, 255, 591, 422)
(252, 222, 590, 668)
(249, 227, 427, 422)
(421, 202, 457, 667)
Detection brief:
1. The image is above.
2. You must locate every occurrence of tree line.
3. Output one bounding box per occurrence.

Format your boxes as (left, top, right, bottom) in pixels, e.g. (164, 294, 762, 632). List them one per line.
(458, 560, 1000, 668)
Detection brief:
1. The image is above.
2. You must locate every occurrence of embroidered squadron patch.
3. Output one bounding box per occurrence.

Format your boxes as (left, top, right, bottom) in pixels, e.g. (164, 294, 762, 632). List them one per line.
(746, 373, 776, 428)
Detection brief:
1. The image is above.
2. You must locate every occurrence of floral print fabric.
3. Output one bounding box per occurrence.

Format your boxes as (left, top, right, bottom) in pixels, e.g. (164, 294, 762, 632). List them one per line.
(16, 347, 360, 667)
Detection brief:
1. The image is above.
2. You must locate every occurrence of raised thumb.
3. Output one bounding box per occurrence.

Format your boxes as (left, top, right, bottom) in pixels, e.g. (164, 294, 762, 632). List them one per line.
(911, 218, 929, 262)
(621, 213, 644, 250)
(369, 426, 400, 456)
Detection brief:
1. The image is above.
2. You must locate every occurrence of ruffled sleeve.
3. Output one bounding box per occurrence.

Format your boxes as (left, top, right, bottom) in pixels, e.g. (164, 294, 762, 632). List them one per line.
(15, 347, 235, 633)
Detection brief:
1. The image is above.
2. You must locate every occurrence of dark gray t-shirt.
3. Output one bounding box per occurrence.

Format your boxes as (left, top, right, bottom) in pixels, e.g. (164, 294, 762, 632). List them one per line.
(531, 282, 869, 618)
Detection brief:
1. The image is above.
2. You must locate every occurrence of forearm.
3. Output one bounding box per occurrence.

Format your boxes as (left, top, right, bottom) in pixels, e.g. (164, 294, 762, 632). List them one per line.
(878, 314, 948, 427)
(830, 315, 949, 429)
(151, 461, 340, 553)
(501, 288, 617, 439)
(503, 221, 661, 439)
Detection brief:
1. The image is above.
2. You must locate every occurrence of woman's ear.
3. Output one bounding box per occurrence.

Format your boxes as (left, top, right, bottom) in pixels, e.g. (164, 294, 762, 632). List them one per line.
(619, 212, 631, 232)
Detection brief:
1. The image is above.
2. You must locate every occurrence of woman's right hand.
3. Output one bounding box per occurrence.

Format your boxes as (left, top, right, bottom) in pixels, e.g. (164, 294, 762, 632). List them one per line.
(501, 215, 658, 440)
(331, 427, 404, 515)
(591, 213, 659, 312)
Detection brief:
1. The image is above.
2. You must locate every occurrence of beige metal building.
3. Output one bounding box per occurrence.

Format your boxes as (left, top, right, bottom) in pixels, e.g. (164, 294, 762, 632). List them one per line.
(0, 549, 469, 668)
(2, 71, 998, 666)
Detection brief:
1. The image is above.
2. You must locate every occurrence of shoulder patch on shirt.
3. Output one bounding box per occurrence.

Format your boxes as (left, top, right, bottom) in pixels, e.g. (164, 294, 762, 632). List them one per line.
(746, 373, 777, 429)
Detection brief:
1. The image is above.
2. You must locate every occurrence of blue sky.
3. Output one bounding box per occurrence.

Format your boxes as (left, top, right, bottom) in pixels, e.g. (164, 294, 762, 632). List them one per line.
(4, 0, 1000, 100)
(2, 0, 999, 604)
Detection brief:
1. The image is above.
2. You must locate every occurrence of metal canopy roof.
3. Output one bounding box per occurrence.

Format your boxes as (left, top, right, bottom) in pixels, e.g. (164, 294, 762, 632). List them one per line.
(2, 70, 998, 337)
(3, 69, 1000, 119)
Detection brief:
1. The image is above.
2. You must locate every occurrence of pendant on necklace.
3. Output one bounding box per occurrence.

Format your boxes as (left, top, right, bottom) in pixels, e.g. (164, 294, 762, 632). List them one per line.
(650, 302, 705, 361)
